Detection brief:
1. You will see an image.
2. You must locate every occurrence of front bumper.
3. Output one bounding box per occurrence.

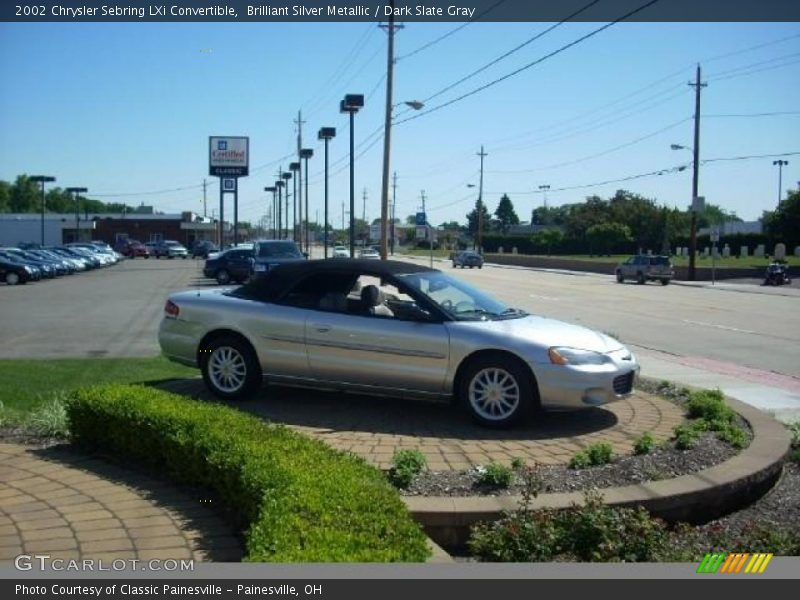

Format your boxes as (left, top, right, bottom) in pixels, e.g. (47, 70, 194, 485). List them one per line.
(532, 349, 639, 409)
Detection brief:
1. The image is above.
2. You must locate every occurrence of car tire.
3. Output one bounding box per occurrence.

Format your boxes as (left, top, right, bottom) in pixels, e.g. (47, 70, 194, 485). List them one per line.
(660, 279, 670, 286)
(478, 265, 482, 269)
(459, 354, 536, 428)
(144, 255, 149, 259)
(5, 272, 21, 285)
(200, 335, 262, 401)
(637, 272, 645, 285)
(216, 269, 231, 285)
(616, 271, 624, 283)
(182, 255, 187, 260)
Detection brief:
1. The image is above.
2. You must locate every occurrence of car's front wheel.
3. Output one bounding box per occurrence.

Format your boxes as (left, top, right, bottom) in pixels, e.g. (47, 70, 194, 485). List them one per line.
(637, 272, 646, 285)
(616, 271, 624, 283)
(5, 271, 21, 285)
(460, 355, 535, 428)
(200, 335, 262, 400)
(660, 278, 670, 286)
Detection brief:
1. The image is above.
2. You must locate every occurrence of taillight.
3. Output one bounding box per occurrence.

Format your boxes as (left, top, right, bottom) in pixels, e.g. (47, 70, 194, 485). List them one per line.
(164, 300, 180, 318)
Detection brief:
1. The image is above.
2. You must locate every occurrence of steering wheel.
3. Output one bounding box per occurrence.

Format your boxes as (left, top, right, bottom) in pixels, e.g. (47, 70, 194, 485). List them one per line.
(440, 299, 454, 311)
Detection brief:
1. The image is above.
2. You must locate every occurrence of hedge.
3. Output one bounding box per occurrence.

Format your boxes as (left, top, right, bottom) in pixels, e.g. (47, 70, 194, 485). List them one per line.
(66, 384, 431, 562)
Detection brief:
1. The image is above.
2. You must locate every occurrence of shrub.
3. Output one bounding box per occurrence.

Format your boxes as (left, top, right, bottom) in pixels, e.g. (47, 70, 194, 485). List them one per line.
(568, 451, 591, 469)
(469, 491, 671, 562)
(26, 393, 69, 438)
(478, 462, 514, 488)
(66, 384, 430, 562)
(586, 442, 614, 465)
(510, 457, 525, 470)
(715, 423, 749, 449)
(633, 432, 655, 455)
(389, 449, 427, 489)
(686, 389, 735, 423)
(673, 423, 701, 450)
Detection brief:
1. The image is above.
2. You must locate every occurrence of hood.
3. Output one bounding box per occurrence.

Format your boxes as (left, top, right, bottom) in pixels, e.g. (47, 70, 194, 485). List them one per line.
(455, 314, 623, 353)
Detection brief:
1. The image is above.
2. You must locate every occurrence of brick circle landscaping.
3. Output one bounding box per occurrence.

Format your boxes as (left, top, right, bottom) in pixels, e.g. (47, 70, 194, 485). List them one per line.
(161, 380, 687, 471)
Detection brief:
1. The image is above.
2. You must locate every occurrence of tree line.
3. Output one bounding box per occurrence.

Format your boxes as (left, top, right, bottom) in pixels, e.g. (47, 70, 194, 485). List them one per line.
(0, 175, 134, 215)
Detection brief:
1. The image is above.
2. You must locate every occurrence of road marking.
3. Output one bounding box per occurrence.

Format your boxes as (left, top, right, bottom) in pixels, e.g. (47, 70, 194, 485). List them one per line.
(681, 319, 758, 335)
(529, 294, 561, 301)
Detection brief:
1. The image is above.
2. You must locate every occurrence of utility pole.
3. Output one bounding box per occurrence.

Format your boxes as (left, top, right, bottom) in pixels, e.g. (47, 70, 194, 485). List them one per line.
(202, 179, 208, 217)
(773, 159, 789, 207)
(361, 188, 368, 248)
(276, 167, 283, 238)
(390, 171, 398, 255)
(688, 64, 706, 281)
(379, 2, 401, 260)
(294, 111, 305, 246)
(477, 145, 487, 254)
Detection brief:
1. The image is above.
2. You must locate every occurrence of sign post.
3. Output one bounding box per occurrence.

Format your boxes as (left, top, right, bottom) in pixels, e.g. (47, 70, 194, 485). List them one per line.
(209, 136, 249, 247)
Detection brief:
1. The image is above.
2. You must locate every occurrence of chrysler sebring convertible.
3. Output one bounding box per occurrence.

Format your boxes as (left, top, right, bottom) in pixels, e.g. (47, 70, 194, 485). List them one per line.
(159, 260, 638, 427)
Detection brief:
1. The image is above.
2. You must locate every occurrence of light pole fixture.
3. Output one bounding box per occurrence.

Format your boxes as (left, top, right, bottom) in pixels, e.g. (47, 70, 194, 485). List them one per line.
(318, 127, 336, 258)
(264, 186, 276, 238)
(282, 172, 292, 240)
(30, 175, 56, 246)
(275, 180, 284, 241)
(671, 142, 699, 280)
(289, 162, 300, 242)
(341, 93, 364, 258)
(773, 159, 789, 207)
(66, 186, 88, 243)
(300, 148, 314, 253)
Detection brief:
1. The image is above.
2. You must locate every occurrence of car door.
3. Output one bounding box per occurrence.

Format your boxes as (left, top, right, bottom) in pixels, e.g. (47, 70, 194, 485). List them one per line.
(225, 250, 253, 279)
(304, 276, 450, 395)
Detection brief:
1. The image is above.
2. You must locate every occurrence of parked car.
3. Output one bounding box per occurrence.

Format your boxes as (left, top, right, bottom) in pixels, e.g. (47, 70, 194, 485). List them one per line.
(0, 257, 36, 285)
(358, 247, 380, 259)
(203, 247, 255, 285)
(152, 240, 188, 259)
(251, 239, 307, 277)
(615, 255, 674, 285)
(0, 248, 58, 277)
(452, 250, 484, 269)
(159, 259, 639, 428)
(116, 239, 150, 259)
(332, 245, 350, 258)
(192, 240, 218, 258)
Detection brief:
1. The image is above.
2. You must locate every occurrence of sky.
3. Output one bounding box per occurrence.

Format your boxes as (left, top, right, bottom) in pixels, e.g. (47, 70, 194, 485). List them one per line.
(1, 15, 799, 229)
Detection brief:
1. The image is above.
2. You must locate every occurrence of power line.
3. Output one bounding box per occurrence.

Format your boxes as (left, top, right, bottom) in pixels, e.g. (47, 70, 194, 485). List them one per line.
(394, 0, 663, 127)
(395, 0, 509, 62)
(703, 111, 800, 118)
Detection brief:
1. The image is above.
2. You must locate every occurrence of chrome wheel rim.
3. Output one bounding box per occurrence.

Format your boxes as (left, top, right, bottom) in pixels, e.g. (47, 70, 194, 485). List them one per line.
(217, 270, 230, 284)
(468, 367, 520, 421)
(208, 346, 247, 393)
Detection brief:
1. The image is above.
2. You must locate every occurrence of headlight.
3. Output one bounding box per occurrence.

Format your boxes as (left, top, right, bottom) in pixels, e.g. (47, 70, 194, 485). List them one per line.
(24, 266, 33, 273)
(548, 347, 610, 366)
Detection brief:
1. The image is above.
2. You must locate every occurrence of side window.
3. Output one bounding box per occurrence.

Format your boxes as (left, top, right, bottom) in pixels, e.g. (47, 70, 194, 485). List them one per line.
(281, 272, 353, 311)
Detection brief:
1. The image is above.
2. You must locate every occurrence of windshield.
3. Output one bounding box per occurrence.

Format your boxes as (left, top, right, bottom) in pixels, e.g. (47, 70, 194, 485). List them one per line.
(256, 242, 302, 259)
(397, 271, 528, 321)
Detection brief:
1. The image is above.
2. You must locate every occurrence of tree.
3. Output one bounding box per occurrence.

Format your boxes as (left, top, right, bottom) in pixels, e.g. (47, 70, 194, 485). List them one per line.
(586, 222, 632, 255)
(763, 188, 800, 247)
(494, 194, 519, 234)
(405, 214, 418, 225)
(532, 229, 563, 255)
(466, 198, 491, 237)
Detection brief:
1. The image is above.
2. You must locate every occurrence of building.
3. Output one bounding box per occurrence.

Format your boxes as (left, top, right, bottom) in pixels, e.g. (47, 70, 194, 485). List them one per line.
(0, 212, 223, 248)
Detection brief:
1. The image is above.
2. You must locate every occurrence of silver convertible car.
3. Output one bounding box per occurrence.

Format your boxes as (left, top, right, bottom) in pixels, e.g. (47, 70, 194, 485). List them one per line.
(159, 260, 639, 428)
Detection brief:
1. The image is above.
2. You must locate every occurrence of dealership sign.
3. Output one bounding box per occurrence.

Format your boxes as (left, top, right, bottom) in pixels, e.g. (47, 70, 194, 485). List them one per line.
(209, 136, 249, 177)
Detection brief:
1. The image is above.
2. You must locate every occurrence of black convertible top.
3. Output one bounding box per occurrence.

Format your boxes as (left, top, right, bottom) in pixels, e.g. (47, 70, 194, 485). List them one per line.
(235, 258, 438, 301)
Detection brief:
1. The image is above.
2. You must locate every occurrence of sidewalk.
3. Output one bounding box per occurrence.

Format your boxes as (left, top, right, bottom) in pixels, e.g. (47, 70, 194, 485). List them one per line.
(0, 443, 241, 563)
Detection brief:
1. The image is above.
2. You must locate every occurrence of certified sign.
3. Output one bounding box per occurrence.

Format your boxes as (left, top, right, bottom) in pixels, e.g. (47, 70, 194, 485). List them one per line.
(209, 136, 249, 177)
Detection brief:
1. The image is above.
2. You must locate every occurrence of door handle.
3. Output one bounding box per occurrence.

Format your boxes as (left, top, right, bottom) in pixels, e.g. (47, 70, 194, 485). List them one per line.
(312, 323, 331, 333)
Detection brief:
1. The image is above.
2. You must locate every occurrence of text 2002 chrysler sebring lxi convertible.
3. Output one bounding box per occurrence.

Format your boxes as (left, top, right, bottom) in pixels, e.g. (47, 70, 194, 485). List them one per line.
(159, 260, 638, 428)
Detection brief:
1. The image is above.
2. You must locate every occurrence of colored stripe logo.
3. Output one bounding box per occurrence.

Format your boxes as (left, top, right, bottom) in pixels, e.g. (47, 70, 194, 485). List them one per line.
(697, 553, 773, 574)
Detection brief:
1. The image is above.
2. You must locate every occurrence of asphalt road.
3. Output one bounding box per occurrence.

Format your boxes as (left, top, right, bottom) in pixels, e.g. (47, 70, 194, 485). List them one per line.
(2, 254, 798, 382)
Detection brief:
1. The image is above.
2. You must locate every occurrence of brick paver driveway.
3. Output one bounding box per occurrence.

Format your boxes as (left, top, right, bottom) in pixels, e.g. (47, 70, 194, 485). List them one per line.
(161, 380, 686, 470)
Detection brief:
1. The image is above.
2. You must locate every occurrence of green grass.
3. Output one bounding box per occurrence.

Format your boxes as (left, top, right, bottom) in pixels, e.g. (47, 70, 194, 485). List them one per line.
(488, 254, 799, 269)
(0, 357, 196, 420)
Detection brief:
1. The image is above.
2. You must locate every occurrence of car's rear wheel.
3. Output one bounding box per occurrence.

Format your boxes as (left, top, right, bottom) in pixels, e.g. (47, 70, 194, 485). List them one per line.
(460, 355, 535, 428)
(616, 271, 624, 283)
(201, 335, 262, 400)
(637, 272, 645, 285)
(660, 278, 670, 286)
(5, 272, 20, 285)
(216, 269, 231, 285)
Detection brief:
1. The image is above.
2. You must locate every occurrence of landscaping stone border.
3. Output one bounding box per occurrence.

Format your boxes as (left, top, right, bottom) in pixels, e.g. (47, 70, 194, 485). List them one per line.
(404, 395, 791, 550)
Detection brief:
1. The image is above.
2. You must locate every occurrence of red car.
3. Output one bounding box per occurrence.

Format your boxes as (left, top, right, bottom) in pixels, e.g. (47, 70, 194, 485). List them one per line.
(117, 240, 150, 259)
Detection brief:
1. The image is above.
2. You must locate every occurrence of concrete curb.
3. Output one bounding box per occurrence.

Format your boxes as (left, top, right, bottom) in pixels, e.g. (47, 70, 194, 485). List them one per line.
(403, 395, 791, 550)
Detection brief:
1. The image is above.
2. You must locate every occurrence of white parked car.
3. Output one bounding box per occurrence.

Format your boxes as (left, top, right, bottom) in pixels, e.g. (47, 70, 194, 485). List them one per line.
(332, 245, 350, 258)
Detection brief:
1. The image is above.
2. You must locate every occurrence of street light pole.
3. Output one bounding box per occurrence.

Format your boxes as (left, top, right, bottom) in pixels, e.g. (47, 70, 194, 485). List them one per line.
(341, 94, 364, 259)
(275, 181, 284, 240)
(30, 175, 56, 246)
(282, 172, 292, 240)
(773, 160, 789, 207)
(264, 186, 276, 239)
(290, 162, 300, 242)
(477, 146, 487, 254)
(318, 127, 336, 259)
(300, 148, 314, 253)
(66, 186, 88, 243)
